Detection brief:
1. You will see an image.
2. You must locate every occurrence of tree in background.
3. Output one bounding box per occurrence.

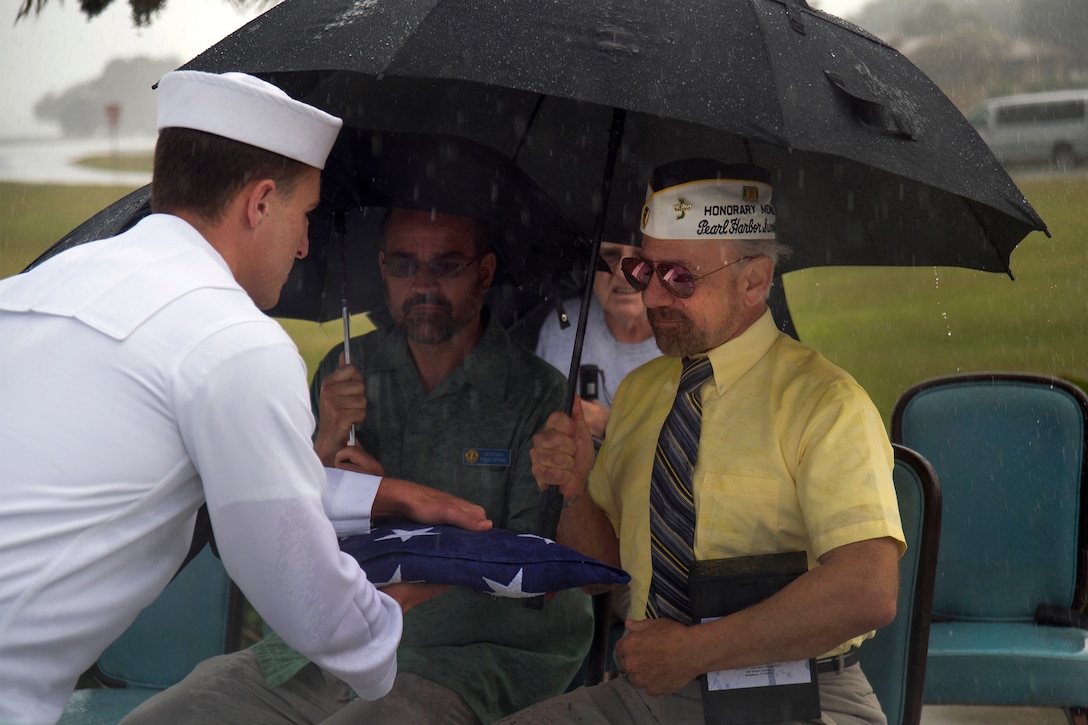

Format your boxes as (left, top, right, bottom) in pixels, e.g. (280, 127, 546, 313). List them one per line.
(853, 0, 1018, 37)
(1018, 0, 1088, 75)
(34, 57, 178, 137)
(899, 0, 982, 36)
(16, 0, 258, 25)
(848, 0, 1083, 111)
(907, 26, 1023, 106)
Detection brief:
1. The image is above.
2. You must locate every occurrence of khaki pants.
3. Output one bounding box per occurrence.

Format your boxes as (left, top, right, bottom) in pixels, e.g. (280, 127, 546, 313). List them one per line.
(496, 663, 887, 725)
(120, 649, 479, 725)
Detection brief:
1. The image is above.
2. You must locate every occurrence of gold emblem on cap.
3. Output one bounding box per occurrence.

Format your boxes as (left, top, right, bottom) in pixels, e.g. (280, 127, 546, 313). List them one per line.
(743, 186, 759, 201)
(464, 449, 480, 464)
(673, 197, 692, 220)
(641, 205, 651, 230)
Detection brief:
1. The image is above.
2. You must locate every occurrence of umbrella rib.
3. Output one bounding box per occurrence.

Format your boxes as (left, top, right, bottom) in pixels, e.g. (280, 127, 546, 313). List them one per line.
(511, 94, 548, 163)
(962, 198, 1016, 280)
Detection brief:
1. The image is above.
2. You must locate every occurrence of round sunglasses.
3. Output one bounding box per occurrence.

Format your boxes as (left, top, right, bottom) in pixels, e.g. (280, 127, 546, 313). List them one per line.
(620, 256, 754, 299)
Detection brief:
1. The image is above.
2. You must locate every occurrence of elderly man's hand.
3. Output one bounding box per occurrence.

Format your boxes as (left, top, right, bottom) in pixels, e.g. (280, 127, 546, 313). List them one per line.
(314, 357, 368, 465)
(373, 478, 492, 532)
(615, 618, 700, 697)
(530, 396, 596, 504)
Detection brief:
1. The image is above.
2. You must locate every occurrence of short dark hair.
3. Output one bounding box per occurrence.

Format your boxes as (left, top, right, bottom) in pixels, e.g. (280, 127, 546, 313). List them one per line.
(151, 127, 311, 222)
(380, 207, 493, 257)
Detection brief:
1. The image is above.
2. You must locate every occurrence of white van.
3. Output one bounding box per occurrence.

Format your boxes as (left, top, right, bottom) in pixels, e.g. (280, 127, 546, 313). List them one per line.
(967, 89, 1088, 171)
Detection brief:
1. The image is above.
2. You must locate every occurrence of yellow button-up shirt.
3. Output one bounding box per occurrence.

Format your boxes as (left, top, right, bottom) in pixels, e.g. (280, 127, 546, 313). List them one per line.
(590, 309, 905, 656)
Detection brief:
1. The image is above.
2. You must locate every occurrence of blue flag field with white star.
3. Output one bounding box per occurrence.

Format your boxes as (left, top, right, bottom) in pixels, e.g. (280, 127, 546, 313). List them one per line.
(339, 522, 630, 598)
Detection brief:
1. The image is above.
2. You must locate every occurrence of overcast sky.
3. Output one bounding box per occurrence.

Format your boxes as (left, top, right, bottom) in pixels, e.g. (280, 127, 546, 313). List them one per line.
(0, 0, 869, 139)
(0, 0, 261, 138)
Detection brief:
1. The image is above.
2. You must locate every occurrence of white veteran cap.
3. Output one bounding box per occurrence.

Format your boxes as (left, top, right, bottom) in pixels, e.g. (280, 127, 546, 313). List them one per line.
(156, 70, 343, 170)
(640, 159, 776, 241)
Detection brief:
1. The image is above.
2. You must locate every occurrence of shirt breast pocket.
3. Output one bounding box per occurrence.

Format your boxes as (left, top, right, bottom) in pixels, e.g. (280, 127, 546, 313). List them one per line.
(694, 473, 782, 556)
(449, 463, 517, 522)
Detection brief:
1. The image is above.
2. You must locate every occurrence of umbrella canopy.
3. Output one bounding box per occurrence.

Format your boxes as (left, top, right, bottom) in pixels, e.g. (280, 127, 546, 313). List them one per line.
(183, 0, 1047, 274)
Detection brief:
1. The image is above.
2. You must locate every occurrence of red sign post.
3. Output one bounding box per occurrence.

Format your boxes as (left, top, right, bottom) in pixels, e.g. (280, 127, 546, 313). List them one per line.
(104, 102, 122, 163)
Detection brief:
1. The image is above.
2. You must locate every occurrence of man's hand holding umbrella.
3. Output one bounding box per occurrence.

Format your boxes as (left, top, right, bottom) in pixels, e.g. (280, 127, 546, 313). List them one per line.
(530, 396, 621, 590)
(315, 353, 373, 468)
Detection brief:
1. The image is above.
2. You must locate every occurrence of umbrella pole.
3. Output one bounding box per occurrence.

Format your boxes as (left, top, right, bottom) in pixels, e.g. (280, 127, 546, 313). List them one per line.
(342, 303, 355, 446)
(534, 107, 627, 545)
(335, 210, 356, 447)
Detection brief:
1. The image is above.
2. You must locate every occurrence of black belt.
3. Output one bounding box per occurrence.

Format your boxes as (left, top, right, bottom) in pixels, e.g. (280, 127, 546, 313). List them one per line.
(815, 647, 859, 674)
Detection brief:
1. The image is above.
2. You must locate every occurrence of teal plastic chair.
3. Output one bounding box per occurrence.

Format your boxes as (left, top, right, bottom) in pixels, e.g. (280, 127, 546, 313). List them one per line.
(858, 444, 942, 725)
(60, 545, 244, 724)
(891, 372, 1088, 717)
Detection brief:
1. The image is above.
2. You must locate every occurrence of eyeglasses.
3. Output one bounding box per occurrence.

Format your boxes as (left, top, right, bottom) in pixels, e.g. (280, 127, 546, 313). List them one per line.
(382, 252, 486, 280)
(620, 256, 754, 299)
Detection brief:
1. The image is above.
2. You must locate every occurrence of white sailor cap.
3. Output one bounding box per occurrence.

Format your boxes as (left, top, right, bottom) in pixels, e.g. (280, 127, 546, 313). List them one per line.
(640, 159, 776, 241)
(156, 70, 343, 170)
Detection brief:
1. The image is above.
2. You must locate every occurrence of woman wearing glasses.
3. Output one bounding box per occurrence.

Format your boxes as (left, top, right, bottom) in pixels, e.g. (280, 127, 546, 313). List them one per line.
(534, 240, 659, 441)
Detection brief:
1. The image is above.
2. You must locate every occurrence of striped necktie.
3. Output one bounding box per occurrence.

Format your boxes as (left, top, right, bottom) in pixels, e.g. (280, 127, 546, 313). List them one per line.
(645, 355, 714, 623)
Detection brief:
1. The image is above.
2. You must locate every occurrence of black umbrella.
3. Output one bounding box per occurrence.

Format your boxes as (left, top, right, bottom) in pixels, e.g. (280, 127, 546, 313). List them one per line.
(183, 0, 1047, 274)
(178, 0, 1047, 549)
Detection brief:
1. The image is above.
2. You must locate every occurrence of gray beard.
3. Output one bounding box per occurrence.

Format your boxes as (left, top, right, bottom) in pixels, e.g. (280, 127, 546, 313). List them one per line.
(648, 308, 704, 357)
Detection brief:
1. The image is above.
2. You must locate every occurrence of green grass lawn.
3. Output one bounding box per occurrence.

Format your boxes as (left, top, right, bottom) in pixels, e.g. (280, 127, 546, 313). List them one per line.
(784, 174, 1088, 423)
(75, 152, 155, 174)
(0, 183, 142, 278)
(2, 173, 1085, 424)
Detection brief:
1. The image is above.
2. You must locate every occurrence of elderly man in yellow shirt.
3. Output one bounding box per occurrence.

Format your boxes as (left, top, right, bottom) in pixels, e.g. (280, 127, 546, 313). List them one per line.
(511, 158, 905, 725)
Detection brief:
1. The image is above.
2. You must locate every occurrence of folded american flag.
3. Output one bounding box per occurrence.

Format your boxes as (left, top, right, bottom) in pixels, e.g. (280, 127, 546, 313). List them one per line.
(339, 522, 630, 598)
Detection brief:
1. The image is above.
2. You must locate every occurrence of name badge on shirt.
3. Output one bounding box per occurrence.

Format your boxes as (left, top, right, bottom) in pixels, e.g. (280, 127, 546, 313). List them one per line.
(462, 448, 511, 467)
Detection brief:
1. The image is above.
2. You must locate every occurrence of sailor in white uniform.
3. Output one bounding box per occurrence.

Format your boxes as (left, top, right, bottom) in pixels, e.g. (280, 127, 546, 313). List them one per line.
(0, 70, 489, 725)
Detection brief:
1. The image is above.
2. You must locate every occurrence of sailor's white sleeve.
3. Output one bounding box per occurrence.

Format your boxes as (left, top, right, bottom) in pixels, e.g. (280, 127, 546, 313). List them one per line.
(175, 325, 400, 700)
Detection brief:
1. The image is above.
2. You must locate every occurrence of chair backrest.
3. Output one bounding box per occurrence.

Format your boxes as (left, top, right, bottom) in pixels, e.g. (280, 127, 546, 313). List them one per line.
(891, 372, 1088, 622)
(93, 545, 243, 689)
(858, 444, 942, 725)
